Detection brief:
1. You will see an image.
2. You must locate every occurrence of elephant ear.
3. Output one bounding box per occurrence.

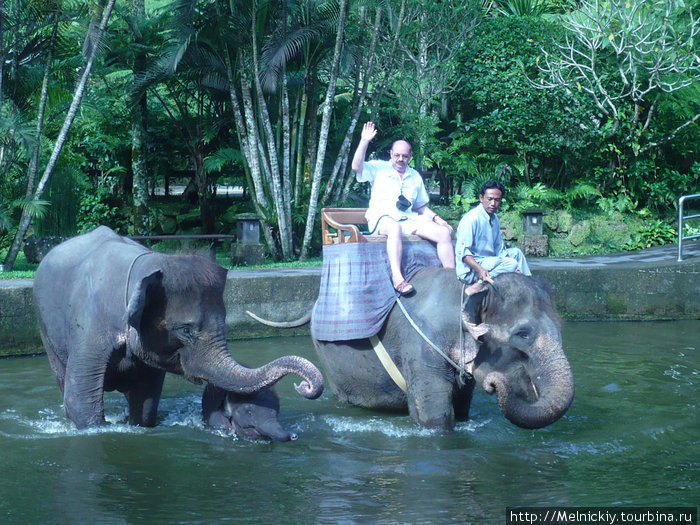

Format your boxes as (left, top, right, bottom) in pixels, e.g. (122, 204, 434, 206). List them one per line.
(126, 269, 163, 330)
(461, 288, 489, 343)
(462, 288, 488, 324)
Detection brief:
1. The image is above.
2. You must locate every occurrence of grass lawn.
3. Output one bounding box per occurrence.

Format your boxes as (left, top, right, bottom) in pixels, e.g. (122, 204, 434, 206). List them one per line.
(0, 249, 322, 280)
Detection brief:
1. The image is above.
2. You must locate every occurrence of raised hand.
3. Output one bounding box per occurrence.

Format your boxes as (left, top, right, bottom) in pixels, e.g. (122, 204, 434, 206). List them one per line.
(360, 121, 378, 142)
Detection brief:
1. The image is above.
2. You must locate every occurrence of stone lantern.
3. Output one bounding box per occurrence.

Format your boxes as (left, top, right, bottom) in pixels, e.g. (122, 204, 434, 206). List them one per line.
(523, 209, 544, 236)
(236, 213, 261, 244)
(231, 213, 265, 266)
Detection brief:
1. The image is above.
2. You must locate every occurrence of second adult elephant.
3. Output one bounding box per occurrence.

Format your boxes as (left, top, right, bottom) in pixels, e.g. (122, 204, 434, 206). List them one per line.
(313, 269, 574, 430)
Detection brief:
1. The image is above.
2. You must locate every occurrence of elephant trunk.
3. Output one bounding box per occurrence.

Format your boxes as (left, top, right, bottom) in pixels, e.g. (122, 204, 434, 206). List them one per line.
(484, 337, 574, 430)
(181, 347, 324, 400)
(247, 420, 298, 442)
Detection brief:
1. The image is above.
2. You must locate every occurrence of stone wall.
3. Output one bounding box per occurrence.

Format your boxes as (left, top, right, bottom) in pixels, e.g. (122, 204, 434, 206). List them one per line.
(1, 257, 698, 357)
(539, 263, 700, 320)
(0, 279, 40, 355)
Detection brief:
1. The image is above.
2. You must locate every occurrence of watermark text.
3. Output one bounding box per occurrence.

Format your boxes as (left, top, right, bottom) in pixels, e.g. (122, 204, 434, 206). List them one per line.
(506, 507, 696, 525)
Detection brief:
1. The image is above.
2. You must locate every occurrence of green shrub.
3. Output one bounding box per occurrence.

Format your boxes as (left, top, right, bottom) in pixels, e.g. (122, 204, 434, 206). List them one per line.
(77, 187, 127, 234)
(623, 219, 677, 251)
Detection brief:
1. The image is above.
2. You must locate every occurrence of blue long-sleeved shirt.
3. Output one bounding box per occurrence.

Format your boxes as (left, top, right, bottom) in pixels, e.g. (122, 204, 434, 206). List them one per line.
(455, 204, 505, 281)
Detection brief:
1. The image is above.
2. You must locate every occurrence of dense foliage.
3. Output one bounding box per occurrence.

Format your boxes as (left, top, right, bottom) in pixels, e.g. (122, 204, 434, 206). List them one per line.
(445, 16, 600, 189)
(1, 0, 698, 269)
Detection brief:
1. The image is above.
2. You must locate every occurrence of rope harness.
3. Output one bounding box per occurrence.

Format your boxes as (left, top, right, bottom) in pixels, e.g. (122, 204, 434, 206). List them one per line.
(370, 286, 478, 393)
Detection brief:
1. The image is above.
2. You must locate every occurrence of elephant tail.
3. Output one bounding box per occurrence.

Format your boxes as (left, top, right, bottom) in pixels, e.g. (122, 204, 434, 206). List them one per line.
(246, 310, 312, 328)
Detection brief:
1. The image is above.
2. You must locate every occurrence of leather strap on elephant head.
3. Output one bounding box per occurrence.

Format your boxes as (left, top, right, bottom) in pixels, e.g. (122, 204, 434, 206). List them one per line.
(396, 297, 474, 386)
(125, 250, 154, 310)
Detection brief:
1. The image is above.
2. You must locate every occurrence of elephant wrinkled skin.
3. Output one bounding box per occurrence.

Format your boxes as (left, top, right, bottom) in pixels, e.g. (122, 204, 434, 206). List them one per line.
(33, 226, 323, 429)
(312, 268, 574, 430)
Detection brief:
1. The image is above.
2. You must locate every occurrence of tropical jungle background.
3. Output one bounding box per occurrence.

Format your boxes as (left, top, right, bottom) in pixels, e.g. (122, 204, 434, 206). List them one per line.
(1, 0, 699, 272)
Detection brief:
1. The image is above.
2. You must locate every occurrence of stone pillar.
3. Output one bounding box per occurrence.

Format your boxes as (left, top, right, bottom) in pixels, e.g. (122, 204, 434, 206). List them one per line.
(231, 243, 266, 266)
(519, 235, 549, 257)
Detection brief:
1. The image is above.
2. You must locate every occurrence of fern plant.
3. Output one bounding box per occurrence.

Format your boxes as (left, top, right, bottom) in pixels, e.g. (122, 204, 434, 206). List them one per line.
(623, 220, 677, 251)
(562, 181, 602, 208)
(509, 182, 563, 212)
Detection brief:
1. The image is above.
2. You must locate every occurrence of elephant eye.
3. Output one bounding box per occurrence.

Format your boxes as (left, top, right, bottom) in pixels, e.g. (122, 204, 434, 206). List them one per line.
(514, 325, 533, 340)
(177, 325, 195, 339)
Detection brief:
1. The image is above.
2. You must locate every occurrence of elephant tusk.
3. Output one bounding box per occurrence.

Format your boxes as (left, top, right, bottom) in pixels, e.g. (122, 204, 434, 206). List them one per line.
(465, 322, 489, 339)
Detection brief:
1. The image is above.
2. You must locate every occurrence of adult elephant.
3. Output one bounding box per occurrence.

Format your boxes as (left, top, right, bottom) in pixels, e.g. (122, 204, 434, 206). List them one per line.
(33, 226, 323, 429)
(312, 268, 574, 430)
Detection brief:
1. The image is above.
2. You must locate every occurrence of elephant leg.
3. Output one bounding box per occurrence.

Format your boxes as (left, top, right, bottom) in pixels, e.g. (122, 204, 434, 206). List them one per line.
(404, 356, 456, 430)
(124, 367, 166, 427)
(45, 347, 67, 396)
(453, 377, 476, 421)
(63, 352, 108, 429)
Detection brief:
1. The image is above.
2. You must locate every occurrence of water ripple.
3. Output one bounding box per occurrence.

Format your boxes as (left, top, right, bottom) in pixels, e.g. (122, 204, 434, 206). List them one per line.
(0, 407, 144, 438)
(323, 415, 492, 438)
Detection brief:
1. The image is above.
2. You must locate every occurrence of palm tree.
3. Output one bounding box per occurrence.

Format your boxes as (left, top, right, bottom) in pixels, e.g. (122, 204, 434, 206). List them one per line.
(3, 0, 117, 271)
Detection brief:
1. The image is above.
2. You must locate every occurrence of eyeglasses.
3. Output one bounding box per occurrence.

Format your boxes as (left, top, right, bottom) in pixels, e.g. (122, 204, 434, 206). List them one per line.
(391, 153, 410, 160)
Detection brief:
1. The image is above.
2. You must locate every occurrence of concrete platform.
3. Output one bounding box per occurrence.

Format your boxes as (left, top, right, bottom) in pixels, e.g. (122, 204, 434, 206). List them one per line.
(1, 241, 698, 356)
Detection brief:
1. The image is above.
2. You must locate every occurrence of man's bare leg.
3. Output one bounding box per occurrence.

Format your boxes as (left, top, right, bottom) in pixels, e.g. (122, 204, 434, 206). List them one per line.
(415, 221, 455, 269)
(378, 219, 406, 288)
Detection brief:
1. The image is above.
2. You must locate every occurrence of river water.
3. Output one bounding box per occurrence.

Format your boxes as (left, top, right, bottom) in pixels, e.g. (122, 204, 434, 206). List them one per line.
(1, 321, 697, 524)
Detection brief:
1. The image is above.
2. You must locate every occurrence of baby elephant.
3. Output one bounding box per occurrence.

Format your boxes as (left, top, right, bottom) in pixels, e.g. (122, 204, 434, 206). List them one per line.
(202, 384, 297, 442)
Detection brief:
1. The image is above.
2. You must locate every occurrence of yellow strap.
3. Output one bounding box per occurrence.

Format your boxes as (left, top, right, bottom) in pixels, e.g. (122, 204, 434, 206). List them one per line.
(369, 335, 407, 393)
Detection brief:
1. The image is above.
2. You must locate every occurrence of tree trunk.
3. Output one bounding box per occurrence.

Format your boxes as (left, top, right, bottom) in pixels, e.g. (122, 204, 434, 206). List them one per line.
(281, 70, 292, 230)
(3, 0, 117, 271)
(251, 6, 292, 259)
(326, 7, 382, 205)
(370, 0, 406, 116)
(0, 0, 4, 118)
(130, 0, 150, 235)
(224, 49, 277, 255)
(194, 152, 215, 234)
(299, 0, 349, 259)
(26, 34, 54, 197)
(293, 89, 308, 205)
(322, 60, 361, 206)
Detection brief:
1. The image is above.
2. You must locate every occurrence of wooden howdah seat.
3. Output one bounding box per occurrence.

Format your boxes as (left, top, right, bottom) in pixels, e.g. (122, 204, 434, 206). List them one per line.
(321, 208, 424, 245)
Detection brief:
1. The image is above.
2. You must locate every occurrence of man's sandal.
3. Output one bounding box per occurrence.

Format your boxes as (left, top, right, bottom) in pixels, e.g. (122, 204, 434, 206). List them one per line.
(395, 280, 415, 296)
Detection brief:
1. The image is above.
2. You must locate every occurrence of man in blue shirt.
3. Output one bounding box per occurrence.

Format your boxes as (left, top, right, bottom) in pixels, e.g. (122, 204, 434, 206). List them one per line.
(455, 180, 531, 295)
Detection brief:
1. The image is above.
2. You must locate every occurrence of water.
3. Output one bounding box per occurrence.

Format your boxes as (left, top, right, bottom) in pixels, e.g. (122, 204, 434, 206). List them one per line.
(1, 321, 697, 525)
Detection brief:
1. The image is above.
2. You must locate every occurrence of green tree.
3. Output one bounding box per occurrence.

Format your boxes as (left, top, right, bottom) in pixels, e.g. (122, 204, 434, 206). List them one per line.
(447, 15, 596, 190)
(129, 0, 150, 235)
(536, 0, 700, 176)
(3, 0, 117, 271)
(187, 0, 383, 260)
(369, 0, 481, 171)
